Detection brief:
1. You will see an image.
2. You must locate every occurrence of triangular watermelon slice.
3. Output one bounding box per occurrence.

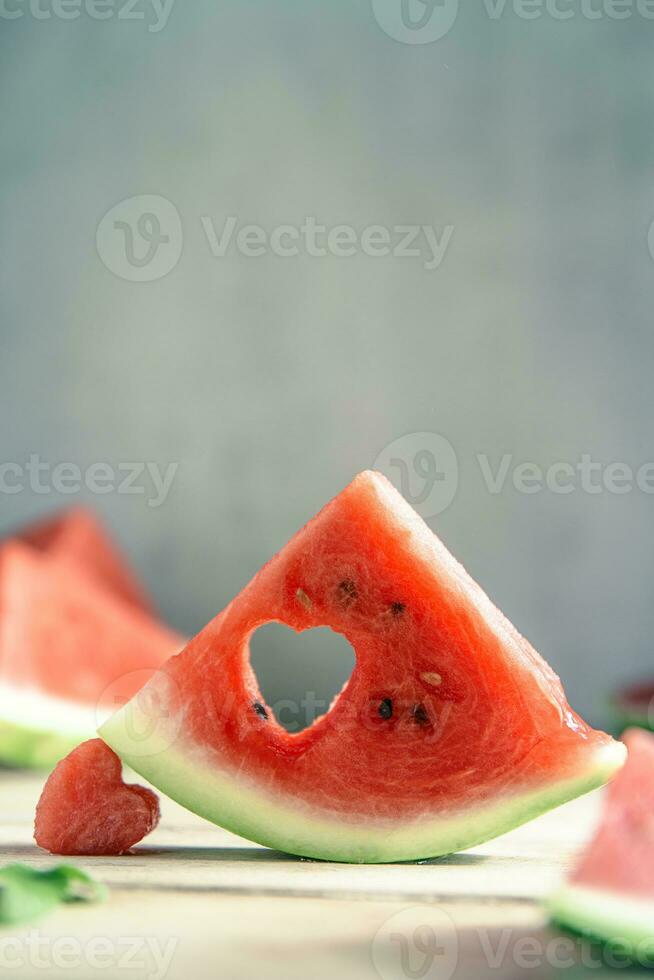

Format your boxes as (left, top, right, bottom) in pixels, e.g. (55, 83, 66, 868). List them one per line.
(100, 472, 625, 862)
(549, 729, 654, 960)
(0, 542, 183, 769)
(17, 506, 153, 614)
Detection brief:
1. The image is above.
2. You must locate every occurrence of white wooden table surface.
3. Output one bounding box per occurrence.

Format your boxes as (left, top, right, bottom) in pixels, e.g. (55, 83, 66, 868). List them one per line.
(0, 773, 644, 979)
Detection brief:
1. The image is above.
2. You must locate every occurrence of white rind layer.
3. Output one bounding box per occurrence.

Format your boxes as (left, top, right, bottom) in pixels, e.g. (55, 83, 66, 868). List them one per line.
(0, 683, 110, 769)
(0, 683, 102, 736)
(100, 696, 626, 863)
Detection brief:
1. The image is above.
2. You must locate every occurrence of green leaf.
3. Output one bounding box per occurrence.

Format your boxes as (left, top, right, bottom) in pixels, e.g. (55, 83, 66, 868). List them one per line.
(0, 864, 107, 926)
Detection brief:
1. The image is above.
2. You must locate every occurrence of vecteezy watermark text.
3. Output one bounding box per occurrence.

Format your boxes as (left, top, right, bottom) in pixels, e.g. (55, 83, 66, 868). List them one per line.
(99, 670, 453, 759)
(477, 453, 654, 496)
(482, 0, 654, 20)
(371, 904, 654, 979)
(0, 0, 175, 31)
(375, 433, 654, 518)
(201, 216, 454, 270)
(95, 195, 454, 281)
(372, 0, 654, 45)
(0, 932, 177, 979)
(0, 455, 179, 508)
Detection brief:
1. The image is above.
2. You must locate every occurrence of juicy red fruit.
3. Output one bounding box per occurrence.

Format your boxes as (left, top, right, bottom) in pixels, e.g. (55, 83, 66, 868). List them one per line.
(571, 728, 654, 899)
(17, 506, 154, 614)
(34, 739, 160, 855)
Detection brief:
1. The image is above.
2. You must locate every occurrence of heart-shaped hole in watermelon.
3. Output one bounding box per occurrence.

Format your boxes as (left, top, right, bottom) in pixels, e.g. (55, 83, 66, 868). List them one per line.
(249, 623, 355, 733)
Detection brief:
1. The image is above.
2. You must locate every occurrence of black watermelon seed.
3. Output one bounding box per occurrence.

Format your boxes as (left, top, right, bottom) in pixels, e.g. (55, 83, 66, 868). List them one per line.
(378, 698, 393, 720)
(253, 701, 268, 720)
(390, 602, 405, 616)
(412, 703, 429, 726)
(337, 579, 358, 604)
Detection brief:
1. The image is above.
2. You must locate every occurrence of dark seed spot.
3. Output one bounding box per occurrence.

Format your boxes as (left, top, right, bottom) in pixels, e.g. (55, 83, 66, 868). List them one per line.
(378, 698, 393, 720)
(390, 602, 405, 616)
(253, 701, 268, 720)
(412, 703, 429, 726)
(337, 579, 358, 605)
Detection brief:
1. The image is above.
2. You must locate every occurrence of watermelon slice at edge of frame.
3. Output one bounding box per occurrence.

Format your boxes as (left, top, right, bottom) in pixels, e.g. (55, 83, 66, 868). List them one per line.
(548, 729, 654, 960)
(611, 680, 654, 732)
(0, 541, 183, 770)
(16, 506, 154, 614)
(100, 470, 626, 863)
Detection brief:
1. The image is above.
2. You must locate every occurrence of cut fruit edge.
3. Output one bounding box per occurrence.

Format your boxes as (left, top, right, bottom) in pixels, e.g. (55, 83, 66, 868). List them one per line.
(0, 684, 111, 770)
(548, 884, 654, 959)
(100, 700, 626, 863)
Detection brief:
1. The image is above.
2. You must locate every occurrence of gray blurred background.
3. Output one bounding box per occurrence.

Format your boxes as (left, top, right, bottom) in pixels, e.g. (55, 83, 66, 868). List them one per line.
(1, 0, 653, 726)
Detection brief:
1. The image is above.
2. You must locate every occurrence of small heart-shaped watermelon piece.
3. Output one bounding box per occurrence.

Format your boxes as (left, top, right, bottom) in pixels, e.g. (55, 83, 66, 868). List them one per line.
(34, 739, 160, 855)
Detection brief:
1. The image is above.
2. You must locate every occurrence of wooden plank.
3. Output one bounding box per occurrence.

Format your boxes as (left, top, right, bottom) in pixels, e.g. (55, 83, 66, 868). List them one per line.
(2, 772, 599, 901)
(1, 772, 620, 979)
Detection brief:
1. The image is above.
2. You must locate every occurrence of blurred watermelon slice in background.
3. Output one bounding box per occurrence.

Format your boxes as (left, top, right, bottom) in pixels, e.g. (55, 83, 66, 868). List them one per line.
(17, 506, 154, 614)
(549, 728, 654, 961)
(0, 511, 183, 770)
(611, 680, 654, 732)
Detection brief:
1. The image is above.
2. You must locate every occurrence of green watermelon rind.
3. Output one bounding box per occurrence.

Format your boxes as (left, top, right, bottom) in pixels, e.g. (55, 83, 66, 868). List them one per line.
(0, 685, 100, 770)
(99, 701, 626, 863)
(0, 718, 82, 771)
(548, 885, 654, 963)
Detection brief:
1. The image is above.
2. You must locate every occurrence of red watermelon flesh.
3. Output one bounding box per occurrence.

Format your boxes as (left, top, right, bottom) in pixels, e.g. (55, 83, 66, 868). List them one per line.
(571, 728, 654, 899)
(17, 507, 153, 614)
(101, 471, 625, 863)
(34, 738, 160, 855)
(0, 542, 183, 768)
(548, 729, 654, 954)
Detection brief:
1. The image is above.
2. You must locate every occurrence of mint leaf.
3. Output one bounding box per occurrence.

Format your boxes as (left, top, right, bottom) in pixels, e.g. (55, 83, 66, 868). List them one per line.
(0, 864, 107, 925)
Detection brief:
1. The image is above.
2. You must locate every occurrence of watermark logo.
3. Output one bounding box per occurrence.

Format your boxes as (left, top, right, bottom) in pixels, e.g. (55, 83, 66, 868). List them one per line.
(372, 908, 654, 975)
(374, 434, 654, 516)
(0, 0, 175, 30)
(374, 433, 459, 518)
(372, 0, 654, 41)
(372, 906, 459, 980)
(97, 668, 182, 759)
(201, 216, 454, 270)
(96, 200, 454, 277)
(0, 931, 177, 978)
(477, 453, 654, 496)
(482, 0, 654, 22)
(96, 194, 183, 282)
(0, 455, 179, 508)
(371, 0, 460, 43)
